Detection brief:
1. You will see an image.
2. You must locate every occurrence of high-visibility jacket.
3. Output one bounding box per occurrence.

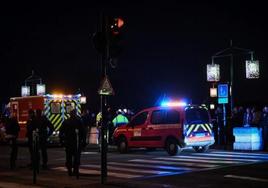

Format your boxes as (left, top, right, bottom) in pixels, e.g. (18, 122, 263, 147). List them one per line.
(112, 114, 129, 127)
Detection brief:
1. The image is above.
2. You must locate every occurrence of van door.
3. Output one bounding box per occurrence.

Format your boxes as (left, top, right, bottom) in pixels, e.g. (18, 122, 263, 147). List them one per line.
(128, 111, 149, 147)
(149, 109, 181, 147)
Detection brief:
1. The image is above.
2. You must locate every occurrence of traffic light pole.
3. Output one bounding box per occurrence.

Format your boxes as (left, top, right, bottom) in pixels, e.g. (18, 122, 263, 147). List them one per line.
(95, 13, 123, 184)
(100, 12, 108, 185)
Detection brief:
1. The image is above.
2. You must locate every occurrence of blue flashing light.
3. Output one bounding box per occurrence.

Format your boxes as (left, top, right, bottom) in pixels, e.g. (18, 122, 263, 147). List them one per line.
(160, 101, 187, 107)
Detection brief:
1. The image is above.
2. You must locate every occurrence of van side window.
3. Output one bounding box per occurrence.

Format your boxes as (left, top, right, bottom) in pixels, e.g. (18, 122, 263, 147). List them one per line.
(151, 110, 180, 124)
(166, 110, 180, 124)
(130, 111, 148, 126)
(151, 110, 165, 124)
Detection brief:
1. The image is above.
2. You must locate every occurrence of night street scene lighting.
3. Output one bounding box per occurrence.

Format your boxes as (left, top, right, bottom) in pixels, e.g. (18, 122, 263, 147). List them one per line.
(0, 1, 268, 188)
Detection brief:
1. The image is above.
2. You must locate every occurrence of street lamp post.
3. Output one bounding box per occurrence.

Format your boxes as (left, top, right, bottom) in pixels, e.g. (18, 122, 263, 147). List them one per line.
(207, 41, 259, 146)
(210, 40, 258, 111)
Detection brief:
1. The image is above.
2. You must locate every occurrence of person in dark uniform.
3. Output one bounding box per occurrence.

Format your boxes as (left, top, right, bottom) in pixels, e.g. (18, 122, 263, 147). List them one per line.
(26, 109, 38, 168)
(5, 112, 20, 169)
(81, 109, 91, 147)
(59, 109, 86, 177)
(35, 109, 54, 169)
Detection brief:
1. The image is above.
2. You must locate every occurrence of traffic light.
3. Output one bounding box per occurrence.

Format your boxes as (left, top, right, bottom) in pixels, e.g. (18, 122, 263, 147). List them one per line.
(108, 17, 124, 58)
(109, 17, 124, 35)
(92, 16, 124, 58)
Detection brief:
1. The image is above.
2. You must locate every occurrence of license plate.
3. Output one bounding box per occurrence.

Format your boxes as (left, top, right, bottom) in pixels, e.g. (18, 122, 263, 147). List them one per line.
(195, 133, 205, 137)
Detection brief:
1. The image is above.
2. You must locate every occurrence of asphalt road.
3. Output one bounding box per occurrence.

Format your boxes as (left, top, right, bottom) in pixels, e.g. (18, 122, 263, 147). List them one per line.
(0, 144, 268, 187)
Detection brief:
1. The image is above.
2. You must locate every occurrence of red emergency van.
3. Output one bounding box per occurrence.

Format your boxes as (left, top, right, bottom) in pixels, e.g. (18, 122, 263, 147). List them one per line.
(113, 103, 215, 155)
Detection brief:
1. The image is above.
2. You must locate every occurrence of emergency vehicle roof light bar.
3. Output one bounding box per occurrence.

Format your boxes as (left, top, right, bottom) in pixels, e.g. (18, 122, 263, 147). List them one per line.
(45, 94, 81, 99)
(161, 101, 187, 107)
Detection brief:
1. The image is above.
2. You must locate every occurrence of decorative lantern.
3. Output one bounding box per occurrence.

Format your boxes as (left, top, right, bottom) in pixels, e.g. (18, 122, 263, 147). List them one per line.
(80, 96, 87, 104)
(207, 64, 220, 82)
(21, 86, 30, 96)
(246, 60, 259, 79)
(36, 84, 46, 96)
(210, 88, 217, 97)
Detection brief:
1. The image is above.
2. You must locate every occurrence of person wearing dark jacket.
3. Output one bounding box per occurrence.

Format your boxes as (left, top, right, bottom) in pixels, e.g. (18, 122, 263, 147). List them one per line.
(35, 109, 54, 169)
(5, 113, 20, 169)
(26, 109, 38, 168)
(59, 109, 86, 177)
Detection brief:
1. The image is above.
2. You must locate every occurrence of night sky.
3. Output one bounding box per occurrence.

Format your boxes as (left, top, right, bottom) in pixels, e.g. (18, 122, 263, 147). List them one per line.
(1, 1, 268, 112)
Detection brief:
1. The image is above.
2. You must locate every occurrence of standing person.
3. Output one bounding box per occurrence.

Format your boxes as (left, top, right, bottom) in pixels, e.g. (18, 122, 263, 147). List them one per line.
(237, 106, 244, 126)
(107, 106, 115, 145)
(5, 113, 20, 169)
(243, 107, 253, 127)
(26, 109, 38, 168)
(59, 109, 86, 177)
(259, 106, 268, 151)
(251, 107, 262, 127)
(112, 110, 129, 128)
(215, 106, 224, 145)
(96, 111, 102, 145)
(35, 109, 54, 169)
(81, 109, 91, 146)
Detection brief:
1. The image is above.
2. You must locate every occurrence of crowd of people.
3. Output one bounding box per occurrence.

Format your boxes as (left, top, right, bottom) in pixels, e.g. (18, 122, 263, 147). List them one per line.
(213, 105, 268, 150)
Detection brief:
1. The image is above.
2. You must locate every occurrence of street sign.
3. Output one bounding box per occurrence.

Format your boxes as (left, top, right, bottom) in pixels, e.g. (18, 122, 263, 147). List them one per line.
(98, 76, 115, 96)
(218, 84, 228, 98)
(218, 97, 228, 104)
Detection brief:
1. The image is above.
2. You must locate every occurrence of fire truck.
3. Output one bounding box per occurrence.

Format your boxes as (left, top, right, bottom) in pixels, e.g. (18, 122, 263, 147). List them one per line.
(9, 94, 82, 143)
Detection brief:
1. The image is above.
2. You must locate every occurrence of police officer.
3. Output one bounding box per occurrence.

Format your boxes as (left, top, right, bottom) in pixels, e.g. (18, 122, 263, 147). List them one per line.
(5, 112, 20, 169)
(35, 109, 54, 169)
(59, 109, 85, 176)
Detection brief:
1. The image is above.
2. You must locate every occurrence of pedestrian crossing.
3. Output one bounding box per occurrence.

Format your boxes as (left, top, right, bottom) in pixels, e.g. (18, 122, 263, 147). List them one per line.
(52, 150, 268, 179)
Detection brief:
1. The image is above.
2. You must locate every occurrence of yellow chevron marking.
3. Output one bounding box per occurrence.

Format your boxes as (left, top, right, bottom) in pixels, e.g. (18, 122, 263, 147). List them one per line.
(205, 124, 212, 133)
(54, 118, 63, 130)
(200, 124, 207, 131)
(186, 124, 195, 136)
(49, 114, 55, 121)
(193, 124, 201, 132)
(52, 114, 60, 124)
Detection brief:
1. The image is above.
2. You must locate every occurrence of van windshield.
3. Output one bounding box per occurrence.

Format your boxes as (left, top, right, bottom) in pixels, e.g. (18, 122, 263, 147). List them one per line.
(185, 108, 209, 124)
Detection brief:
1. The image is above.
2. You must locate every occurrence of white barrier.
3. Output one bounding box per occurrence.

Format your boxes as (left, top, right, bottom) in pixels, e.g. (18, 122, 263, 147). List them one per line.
(233, 127, 263, 150)
(88, 127, 99, 144)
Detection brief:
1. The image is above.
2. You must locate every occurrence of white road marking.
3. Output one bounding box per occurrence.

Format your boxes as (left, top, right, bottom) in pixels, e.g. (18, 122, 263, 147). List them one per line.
(224, 175, 268, 182)
(108, 162, 196, 171)
(155, 157, 240, 164)
(192, 153, 268, 160)
(212, 151, 268, 157)
(129, 159, 218, 168)
(52, 166, 142, 179)
(82, 164, 172, 175)
(81, 152, 99, 155)
(172, 155, 259, 162)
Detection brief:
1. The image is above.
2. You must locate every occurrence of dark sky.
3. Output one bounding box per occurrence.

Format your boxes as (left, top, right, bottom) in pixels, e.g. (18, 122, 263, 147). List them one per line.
(1, 1, 267, 111)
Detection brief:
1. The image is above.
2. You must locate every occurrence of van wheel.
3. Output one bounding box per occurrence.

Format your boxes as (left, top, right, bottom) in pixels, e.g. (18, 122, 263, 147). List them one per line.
(193, 145, 209, 153)
(166, 138, 180, 156)
(118, 137, 128, 154)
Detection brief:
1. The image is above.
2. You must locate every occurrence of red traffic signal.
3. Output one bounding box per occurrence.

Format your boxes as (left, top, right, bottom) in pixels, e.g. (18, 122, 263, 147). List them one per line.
(110, 17, 124, 35)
